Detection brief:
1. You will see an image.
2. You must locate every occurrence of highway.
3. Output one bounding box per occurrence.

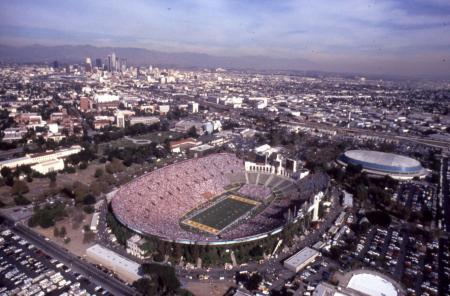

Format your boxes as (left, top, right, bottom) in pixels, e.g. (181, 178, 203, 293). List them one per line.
(194, 98, 450, 150)
(280, 119, 450, 149)
(11, 223, 137, 296)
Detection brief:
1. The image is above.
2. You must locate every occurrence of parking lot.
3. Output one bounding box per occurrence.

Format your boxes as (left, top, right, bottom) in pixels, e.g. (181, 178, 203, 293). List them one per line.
(335, 224, 440, 296)
(439, 238, 450, 296)
(0, 228, 109, 296)
(392, 181, 437, 226)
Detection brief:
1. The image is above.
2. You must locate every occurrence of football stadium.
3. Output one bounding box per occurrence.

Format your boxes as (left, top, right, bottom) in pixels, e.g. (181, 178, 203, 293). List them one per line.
(111, 153, 328, 245)
(337, 150, 428, 180)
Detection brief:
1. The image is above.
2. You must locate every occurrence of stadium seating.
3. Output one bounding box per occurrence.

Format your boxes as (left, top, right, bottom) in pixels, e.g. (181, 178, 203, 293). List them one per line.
(112, 154, 246, 241)
(257, 173, 270, 186)
(112, 153, 330, 243)
(248, 173, 257, 184)
(237, 184, 272, 200)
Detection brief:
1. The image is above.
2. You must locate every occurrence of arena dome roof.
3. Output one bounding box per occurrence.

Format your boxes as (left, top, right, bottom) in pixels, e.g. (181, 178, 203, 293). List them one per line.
(338, 150, 427, 179)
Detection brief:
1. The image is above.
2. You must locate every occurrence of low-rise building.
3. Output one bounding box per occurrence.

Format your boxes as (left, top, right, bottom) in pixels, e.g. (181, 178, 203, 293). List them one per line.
(126, 234, 147, 259)
(169, 137, 200, 153)
(159, 105, 170, 114)
(189, 144, 215, 157)
(0, 145, 82, 170)
(129, 116, 160, 126)
(86, 244, 141, 282)
(2, 127, 28, 142)
(116, 110, 135, 128)
(31, 158, 64, 174)
(94, 119, 112, 130)
(284, 247, 320, 273)
(174, 119, 203, 134)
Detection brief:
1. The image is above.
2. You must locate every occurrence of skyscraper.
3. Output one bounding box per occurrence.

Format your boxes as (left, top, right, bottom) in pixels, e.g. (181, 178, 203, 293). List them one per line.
(111, 52, 116, 71)
(85, 57, 92, 72)
(116, 57, 121, 72)
(95, 58, 102, 68)
(107, 55, 112, 72)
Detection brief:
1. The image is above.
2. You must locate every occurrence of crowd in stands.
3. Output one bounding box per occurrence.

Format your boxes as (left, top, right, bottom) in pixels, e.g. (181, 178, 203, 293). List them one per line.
(112, 153, 330, 243)
(221, 172, 330, 239)
(112, 153, 244, 241)
(238, 184, 271, 200)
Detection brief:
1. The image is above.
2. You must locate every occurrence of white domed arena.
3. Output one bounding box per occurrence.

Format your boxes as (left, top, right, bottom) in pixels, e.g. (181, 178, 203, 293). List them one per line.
(337, 150, 428, 180)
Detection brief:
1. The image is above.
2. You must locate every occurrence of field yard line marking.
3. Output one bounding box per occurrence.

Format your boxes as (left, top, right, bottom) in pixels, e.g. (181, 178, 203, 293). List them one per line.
(183, 219, 220, 235)
(228, 194, 261, 206)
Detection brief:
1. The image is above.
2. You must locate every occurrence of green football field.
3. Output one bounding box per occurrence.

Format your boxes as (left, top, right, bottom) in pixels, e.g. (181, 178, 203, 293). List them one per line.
(186, 196, 258, 234)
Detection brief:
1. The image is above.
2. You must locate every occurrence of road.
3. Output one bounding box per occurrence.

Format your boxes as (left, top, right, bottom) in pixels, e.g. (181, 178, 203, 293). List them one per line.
(11, 223, 137, 296)
(280, 119, 450, 149)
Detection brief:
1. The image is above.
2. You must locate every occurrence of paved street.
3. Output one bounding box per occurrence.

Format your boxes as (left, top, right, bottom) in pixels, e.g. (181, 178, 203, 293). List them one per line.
(11, 223, 137, 296)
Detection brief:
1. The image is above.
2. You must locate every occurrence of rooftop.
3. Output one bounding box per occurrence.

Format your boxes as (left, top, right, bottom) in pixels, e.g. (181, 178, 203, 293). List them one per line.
(284, 247, 319, 267)
(86, 244, 140, 276)
(343, 150, 421, 169)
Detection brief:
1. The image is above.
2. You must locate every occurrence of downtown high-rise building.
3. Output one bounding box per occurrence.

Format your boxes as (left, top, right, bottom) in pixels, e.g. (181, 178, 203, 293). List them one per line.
(95, 58, 102, 68)
(104, 52, 126, 72)
(85, 57, 92, 72)
(111, 52, 116, 71)
(107, 55, 112, 71)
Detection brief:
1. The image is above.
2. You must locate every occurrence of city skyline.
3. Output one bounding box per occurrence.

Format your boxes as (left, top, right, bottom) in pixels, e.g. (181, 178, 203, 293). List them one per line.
(1, 0, 450, 77)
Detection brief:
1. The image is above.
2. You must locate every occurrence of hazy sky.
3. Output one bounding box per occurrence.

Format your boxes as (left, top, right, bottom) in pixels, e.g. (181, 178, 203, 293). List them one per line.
(0, 0, 449, 76)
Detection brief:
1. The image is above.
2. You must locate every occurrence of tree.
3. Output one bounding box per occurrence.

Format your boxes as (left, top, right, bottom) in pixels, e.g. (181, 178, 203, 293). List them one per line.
(83, 205, 95, 214)
(346, 163, 363, 176)
(106, 211, 131, 245)
(83, 194, 96, 205)
(153, 253, 164, 262)
(329, 246, 343, 261)
(60, 226, 67, 237)
(356, 184, 368, 202)
(47, 172, 57, 182)
(14, 194, 31, 205)
(94, 168, 104, 178)
(133, 278, 158, 296)
(90, 180, 108, 196)
(72, 181, 89, 203)
(83, 231, 95, 243)
(39, 215, 55, 228)
(249, 245, 264, 259)
(140, 263, 180, 294)
(53, 227, 60, 237)
(0, 167, 12, 178)
(245, 273, 263, 291)
(28, 202, 67, 228)
(4, 176, 14, 187)
(366, 211, 391, 227)
(105, 158, 125, 174)
(65, 166, 76, 174)
(187, 126, 198, 138)
(141, 240, 156, 255)
(11, 180, 29, 195)
(79, 162, 88, 170)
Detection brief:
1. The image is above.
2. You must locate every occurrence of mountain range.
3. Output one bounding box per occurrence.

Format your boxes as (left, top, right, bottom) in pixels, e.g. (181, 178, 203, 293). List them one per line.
(0, 44, 317, 71)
